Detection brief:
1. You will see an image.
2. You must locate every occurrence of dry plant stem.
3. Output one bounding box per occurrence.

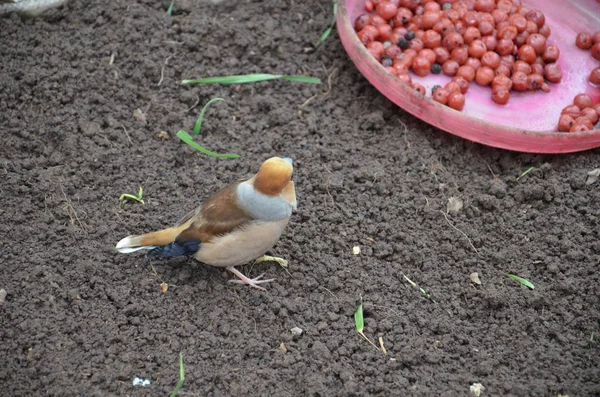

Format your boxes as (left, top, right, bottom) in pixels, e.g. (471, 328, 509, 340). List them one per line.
(440, 210, 478, 253)
(358, 331, 381, 351)
(157, 56, 172, 86)
(300, 67, 337, 108)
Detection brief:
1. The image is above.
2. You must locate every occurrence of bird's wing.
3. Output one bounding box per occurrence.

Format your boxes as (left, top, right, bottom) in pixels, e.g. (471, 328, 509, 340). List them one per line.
(176, 181, 254, 244)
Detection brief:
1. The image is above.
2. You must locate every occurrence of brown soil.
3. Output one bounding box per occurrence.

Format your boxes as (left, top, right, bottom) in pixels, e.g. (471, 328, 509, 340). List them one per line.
(1, 1, 599, 396)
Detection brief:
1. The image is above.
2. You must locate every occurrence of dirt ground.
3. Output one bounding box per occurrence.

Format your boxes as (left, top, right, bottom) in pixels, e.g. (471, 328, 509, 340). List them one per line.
(1, 1, 599, 396)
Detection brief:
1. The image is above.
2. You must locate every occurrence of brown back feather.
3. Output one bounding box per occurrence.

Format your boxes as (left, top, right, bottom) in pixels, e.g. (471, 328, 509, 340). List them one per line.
(177, 181, 253, 244)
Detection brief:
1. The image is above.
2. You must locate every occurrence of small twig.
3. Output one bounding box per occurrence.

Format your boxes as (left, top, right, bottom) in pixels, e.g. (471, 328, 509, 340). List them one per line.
(403, 274, 438, 304)
(186, 95, 200, 112)
(440, 210, 478, 253)
(319, 286, 339, 300)
(60, 186, 88, 233)
(119, 123, 132, 145)
(299, 67, 337, 108)
(157, 56, 173, 86)
(485, 162, 499, 179)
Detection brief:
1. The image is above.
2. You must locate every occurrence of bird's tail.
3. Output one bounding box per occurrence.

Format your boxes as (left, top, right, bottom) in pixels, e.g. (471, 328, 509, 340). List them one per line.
(115, 227, 184, 254)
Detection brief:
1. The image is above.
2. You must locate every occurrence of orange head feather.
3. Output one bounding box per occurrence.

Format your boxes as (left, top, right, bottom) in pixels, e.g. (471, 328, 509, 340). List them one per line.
(252, 157, 294, 196)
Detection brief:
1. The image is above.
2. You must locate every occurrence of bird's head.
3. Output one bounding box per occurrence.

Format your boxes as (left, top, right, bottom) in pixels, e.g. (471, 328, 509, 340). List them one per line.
(252, 157, 294, 197)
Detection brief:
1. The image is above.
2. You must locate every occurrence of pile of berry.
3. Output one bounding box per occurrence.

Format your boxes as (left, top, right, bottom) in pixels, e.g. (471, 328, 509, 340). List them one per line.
(556, 32, 600, 132)
(354, 0, 599, 132)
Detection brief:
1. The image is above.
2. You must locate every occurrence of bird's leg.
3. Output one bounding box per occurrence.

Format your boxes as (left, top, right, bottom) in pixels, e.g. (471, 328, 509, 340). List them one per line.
(226, 266, 275, 291)
(254, 255, 289, 268)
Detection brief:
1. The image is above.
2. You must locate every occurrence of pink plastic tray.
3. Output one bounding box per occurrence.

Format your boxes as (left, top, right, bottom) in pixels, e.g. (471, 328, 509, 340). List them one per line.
(337, 0, 600, 153)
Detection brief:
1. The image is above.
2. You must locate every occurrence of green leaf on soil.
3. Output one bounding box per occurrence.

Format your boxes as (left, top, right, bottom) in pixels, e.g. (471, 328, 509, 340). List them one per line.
(181, 74, 321, 85)
(169, 353, 185, 397)
(315, 1, 338, 48)
(166, 1, 175, 15)
(119, 186, 144, 205)
(507, 274, 534, 289)
(176, 130, 240, 159)
(354, 303, 364, 333)
(354, 303, 381, 351)
(192, 97, 224, 135)
(516, 166, 534, 181)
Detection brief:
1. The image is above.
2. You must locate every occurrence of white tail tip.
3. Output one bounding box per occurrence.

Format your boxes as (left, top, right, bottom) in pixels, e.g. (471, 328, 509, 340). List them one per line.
(116, 236, 156, 254)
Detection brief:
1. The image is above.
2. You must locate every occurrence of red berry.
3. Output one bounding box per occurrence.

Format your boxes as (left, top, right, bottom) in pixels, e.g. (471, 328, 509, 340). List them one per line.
(411, 82, 426, 95)
(452, 76, 470, 94)
(561, 105, 581, 118)
(447, 92, 466, 110)
(591, 43, 600, 61)
(590, 67, 600, 85)
(432, 87, 450, 105)
(570, 124, 591, 132)
(557, 114, 575, 132)
(412, 56, 432, 77)
(492, 87, 510, 105)
(581, 107, 599, 125)
(544, 63, 562, 84)
(542, 45, 560, 63)
(576, 33, 593, 50)
(376, 1, 399, 21)
(573, 94, 594, 110)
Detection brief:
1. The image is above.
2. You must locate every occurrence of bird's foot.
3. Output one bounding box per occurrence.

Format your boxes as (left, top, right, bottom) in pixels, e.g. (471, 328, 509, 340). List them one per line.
(227, 266, 274, 291)
(254, 255, 289, 268)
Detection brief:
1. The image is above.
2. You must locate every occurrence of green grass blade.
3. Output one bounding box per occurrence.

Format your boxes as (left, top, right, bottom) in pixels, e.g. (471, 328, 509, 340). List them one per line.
(193, 97, 224, 135)
(176, 130, 240, 159)
(516, 166, 534, 181)
(182, 74, 320, 85)
(507, 274, 534, 289)
(354, 304, 364, 333)
(315, 1, 338, 48)
(316, 27, 333, 47)
(166, 1, 175, 15)
(169, 353, 185, 397)
(279, 75, 321, 83)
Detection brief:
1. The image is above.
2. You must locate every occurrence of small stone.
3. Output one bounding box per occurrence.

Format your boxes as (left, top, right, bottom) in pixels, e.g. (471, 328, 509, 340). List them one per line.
(279, 343, 288, 353)
(132, 377, 151, 387)
(586, 168, 600, 185)
(470, 272, 482, 285)
(133, 108, 146, 123)
(470, 382, 485, 396)
(447, 196, 463, 214)
(0, 289, 6, 305)
(158, 131, 170, 141)
(290, 327, 303, 336)
(353, 246, 361, 255)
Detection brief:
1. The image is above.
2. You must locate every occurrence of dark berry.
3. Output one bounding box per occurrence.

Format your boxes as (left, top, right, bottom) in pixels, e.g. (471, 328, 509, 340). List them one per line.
(381, 55, 393, 67)
(430, 63, 442, 74)
(405, 30, 416, 41)
(398, 38, 409, 50)
(431, 84, 442, 94)
(402, 16, 409, 26)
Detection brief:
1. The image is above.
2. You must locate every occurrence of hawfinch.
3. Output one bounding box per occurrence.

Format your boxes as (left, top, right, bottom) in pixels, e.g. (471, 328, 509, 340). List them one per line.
(116, 157, 297, 290)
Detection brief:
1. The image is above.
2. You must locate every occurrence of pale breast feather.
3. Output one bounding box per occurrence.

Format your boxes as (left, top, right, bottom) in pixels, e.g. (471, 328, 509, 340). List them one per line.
(236, 181, 293, 221)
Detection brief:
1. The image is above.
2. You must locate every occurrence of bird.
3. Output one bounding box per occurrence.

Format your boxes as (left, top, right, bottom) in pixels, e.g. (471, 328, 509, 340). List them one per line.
(115, 156, 297, 290)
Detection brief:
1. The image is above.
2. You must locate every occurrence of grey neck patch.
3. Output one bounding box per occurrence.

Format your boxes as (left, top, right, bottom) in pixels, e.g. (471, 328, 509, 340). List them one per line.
(236, 181, 293, 221)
